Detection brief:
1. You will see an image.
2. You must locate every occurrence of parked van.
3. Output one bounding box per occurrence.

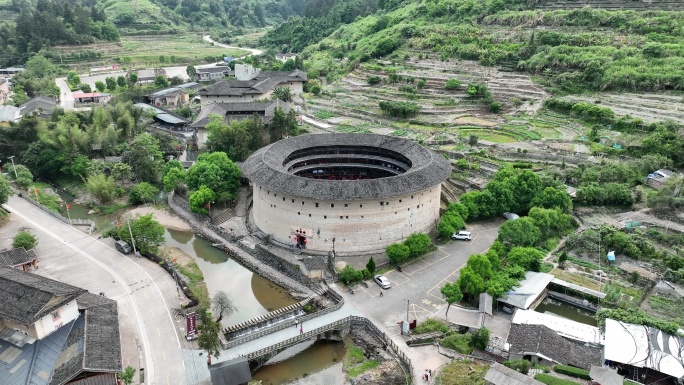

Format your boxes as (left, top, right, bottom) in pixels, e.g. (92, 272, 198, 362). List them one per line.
(115, 240, 133, 254)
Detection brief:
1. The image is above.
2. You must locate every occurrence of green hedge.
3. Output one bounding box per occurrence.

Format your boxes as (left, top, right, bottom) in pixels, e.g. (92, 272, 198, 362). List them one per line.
(534, 374, 581, 385)
(553, 365, 591, 380)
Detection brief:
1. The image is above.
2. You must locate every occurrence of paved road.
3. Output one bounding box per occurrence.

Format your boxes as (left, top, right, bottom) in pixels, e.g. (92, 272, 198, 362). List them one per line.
(203, 35, 262, 58)
(2, 196, 186, 385)
(339, 219, 503, 380)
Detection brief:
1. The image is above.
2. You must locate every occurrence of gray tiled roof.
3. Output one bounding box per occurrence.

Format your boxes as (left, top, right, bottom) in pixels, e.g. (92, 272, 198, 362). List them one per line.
(0, 247, 37, 267)
(0, 266, 86, 326)
(198, 66, 231, 74)
(209, 357, 251, 385)
(485, 363, 544, 385)
(199, 69, 306, 97)
(507, 323, 602, 369)
(190, 101, 280, 128)
(300, 256, 327, 271)
(19, 96, 58, 116)
(243, 134, 452, 200)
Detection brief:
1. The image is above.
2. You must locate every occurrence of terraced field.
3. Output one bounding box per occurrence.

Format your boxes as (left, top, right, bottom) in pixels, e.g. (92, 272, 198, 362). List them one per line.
(559, 93, 684, 125)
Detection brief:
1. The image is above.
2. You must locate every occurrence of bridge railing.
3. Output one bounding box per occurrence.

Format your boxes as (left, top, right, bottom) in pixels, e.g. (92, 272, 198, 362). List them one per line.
(223, 290, 344, 349)
(244, 315, 413, 384)
(9, 186, 95, 232)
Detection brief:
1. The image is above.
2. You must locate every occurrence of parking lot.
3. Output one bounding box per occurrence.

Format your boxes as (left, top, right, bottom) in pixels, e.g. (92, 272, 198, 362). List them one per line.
(341, 219, 504, 333)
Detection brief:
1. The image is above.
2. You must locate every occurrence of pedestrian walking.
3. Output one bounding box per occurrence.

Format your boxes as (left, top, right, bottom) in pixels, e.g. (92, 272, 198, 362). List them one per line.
(429, 369, 432, 377)
(380, 291, 384, 297)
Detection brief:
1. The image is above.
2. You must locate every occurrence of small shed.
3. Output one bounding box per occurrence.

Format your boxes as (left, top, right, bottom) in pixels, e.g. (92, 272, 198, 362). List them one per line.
(498, 272, 554, 311)
(209, 357, 251, 385)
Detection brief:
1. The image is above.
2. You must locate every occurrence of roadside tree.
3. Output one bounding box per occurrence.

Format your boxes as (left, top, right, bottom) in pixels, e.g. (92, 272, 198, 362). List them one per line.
(95, 81, 105, 92)
(116, 214, 164, 254)
(0, 175, 9, 204)
(440, 282, 463, 320)
(117, 76, 126, 88)
(105, 77, 116, 91)
(197, 308, 221, 365)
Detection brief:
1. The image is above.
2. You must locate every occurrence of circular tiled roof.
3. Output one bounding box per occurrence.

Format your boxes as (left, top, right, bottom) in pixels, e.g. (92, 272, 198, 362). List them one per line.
(243, 134, 451, 200)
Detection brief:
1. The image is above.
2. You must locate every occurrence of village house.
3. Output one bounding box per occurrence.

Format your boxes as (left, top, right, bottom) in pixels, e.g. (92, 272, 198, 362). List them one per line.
(0, 247, 38, 271)
(19, 96, 58, 118)
(0, 266, 122, 384)
(197, 66, 231, 82)
(0, 67, 24, 78)
(647, 168, 679, 189)
(133, 68, 167, 85)
(190, 101, 290, 149)
(275, 53, 297, 63)
(134, 103, 190, 132)
(199, 65, 306, 107)
(0, 104, 20, 124)
(72, 92, 112, 106)
(146, 82, 200, 107)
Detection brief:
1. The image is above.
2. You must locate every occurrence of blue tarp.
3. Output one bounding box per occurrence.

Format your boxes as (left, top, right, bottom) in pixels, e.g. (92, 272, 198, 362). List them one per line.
(607, 251, 616, 261)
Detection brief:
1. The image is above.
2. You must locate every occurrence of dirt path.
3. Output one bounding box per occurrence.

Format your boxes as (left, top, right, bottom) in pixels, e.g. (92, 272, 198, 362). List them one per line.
(128, 206, 193, 232)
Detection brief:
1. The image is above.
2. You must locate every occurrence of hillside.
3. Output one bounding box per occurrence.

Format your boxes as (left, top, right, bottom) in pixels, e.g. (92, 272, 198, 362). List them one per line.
(299, 0, 684, 94)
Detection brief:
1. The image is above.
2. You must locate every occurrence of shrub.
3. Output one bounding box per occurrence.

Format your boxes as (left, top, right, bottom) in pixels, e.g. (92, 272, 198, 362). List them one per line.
(367, 75, 381, 85)
(414, 318, 450, 334)
(128, 182, 160, 204)
(444, 78, 461, 90)
(440, 333, 473, 354)
(386, 243, 410, 264)
(534, 374, 581, 385)
(471, 327, 490, 350)
(553, 365, 591, 380)
(13, 231, 37, 250)
(417, 79, 426, 89)
(338, 265, 363, 285)
(503, 360, 531, 375)
(378, 101, 421, 118)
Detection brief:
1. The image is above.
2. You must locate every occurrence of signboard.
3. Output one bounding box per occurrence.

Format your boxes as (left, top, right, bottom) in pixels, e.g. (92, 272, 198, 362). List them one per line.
(186, 312, 198, 341)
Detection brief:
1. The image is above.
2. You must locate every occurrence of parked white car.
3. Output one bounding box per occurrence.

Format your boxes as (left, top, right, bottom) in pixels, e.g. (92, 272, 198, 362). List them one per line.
(373, 274, 391, 289)
(451, 231, 472, 241)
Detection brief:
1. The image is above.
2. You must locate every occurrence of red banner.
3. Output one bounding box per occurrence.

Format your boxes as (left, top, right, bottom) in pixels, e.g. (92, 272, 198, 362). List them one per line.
(186, 312, 198, 341)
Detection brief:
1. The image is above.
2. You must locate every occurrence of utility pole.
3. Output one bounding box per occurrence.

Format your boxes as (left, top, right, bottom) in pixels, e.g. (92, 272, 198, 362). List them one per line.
(126, 215, 138, 256)
(405, 299, 410, 322)
(8, 155, 17, 178)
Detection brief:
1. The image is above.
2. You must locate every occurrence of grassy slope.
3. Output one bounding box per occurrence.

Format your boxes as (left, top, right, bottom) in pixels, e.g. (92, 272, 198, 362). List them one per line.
(304, 0, 684, 94)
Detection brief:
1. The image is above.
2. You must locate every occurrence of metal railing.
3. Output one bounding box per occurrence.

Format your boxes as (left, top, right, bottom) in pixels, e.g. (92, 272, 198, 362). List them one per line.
(10, 186, 95, 231)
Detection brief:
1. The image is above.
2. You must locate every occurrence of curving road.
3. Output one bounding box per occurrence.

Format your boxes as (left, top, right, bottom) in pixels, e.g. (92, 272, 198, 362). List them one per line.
(202, 35, 263, 59)
(3, 196, 187, 385)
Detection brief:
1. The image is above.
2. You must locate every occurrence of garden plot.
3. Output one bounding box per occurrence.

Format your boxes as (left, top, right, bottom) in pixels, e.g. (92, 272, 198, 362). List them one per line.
(560, 93, 684, 124)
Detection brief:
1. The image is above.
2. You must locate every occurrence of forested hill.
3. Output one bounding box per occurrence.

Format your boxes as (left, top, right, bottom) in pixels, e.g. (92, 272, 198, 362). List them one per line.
(294, 0, 684, 93)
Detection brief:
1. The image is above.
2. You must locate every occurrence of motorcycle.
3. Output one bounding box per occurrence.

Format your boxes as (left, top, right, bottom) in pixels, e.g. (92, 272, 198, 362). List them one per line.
(349, 287, 355, 294)
(362, 280, 369, 288)
(396, 265, 403, 272)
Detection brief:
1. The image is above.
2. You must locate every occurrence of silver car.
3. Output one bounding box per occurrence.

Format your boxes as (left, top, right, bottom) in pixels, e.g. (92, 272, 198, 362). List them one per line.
(373, 274, 391, 289)
(451, 231, 472, 241)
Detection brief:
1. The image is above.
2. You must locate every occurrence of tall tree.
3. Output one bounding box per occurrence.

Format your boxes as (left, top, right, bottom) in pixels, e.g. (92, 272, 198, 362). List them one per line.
(186, 152, 242, 202)
(440, 282, 463, 320)
(116, 214, 165, 254)
(212, 291, 237, 323)
(186, 65, 197, 81)
(197, 308, 221, 365)
(122, 133, 164, 183)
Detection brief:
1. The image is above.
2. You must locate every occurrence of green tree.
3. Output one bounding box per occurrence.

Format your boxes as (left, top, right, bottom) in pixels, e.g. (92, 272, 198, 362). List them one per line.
(458, 266, 486, 297)
(498, 217, 540, 248)
(79, 83, 92, 93)
(117, 76, 126, 88)
(163, 167, 186, 194)
(128, 182, 160, 204)
(105, 77, 116, 91)
(0, 175, 9, 204)
(558, 252, 568, 268)
(440, 282, 463, 320)
(111, 163, 133, 182)
(531, 186, 573, 213)
(506, 247, 545, 272)
(197, 307, 221, 365)
(154, 75, 169, 88)
(127, 73, 138, 87)
(95, 81, 106, 92)
(122, 133, 164, 183)
(366, 257, 376, 275)
(386, 243, 410, 264)
(13, 231, 37, 249)
(118, 366, 136, 385)
(186, 152, 242, 202)
(189, 185, 215, 215)
(338, 265, 364, 285)
(117, 214, 164, 254)
(85, 173, 118, 204)
(186, 65, 197, 81)
(404, 233, 431, 258)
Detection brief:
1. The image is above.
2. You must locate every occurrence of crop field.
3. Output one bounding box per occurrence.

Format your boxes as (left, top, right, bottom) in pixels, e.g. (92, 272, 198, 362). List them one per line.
(559, 93, 684, 125)
(50, 34, 249, 68)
